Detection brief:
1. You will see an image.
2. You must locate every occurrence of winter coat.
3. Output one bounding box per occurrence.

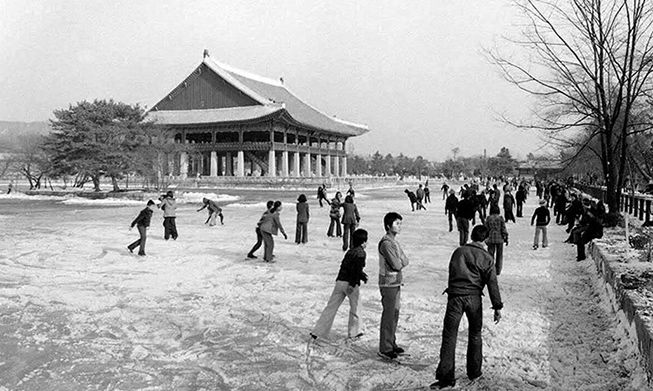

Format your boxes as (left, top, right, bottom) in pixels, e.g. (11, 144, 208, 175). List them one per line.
(296, 202, 309, 223)
(378, 233, 409, 288)
(341, 202, 360, 225)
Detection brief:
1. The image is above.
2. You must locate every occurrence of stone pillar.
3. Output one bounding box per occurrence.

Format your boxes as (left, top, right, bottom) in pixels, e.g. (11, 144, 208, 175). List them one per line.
(325, 155, 332, 176)
(180, 152, 188, 179)
(210, 151, 218, 177)
(268, 150, 276, 177)
(304, 153, 311, 177)
(334, 155, 340, 178)
(226, 153, 233, 176)
(341, 156, 347, 177)
(293, 151, 301, 177)
(316, 154, 322, 177)
(237, 151, 245, 177)
(282, 151, 289, 177)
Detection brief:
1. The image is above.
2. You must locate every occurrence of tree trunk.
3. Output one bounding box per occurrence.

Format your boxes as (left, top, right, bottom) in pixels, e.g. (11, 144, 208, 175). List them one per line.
(92, 176, 101, 192)
(111, 176, 120, 192)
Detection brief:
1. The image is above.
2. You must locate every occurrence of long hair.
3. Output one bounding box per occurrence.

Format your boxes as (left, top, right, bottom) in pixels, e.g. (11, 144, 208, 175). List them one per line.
(270, 200, 282, 213)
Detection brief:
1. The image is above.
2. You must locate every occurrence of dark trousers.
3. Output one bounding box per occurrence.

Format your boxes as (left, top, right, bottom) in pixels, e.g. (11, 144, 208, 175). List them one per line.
(248, 227, 263, 256)
(128, 225, 147, 255)
(486, 243, 504, 275)
(163, 217, 178, 240)
(295, 222, 308, 244)
(425, 193, 430, 203)
(261, 230, 275, 262)
(516, 201, 523, 217)
(456, 217, 470, 246)
(342, 223, 356, 251)
(379, 286, 401, 353)
(448, 211, 456, 232)
(436, 295, 484, 383)
(327, 217, 342, 237)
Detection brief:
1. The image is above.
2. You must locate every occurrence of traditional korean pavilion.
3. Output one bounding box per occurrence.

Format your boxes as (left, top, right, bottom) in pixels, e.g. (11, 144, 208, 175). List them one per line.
(147, 50, 369, 179)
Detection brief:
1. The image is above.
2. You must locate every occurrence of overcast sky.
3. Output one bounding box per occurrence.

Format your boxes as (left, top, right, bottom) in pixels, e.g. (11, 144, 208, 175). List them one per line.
(0, 0, 546, 161)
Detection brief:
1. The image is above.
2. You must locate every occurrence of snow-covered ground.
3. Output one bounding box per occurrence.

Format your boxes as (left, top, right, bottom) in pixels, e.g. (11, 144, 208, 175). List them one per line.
(0, 187, 649, 390)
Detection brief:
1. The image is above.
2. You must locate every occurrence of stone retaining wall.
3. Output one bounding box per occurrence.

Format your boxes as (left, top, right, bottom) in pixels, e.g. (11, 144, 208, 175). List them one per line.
(589, 241, 653, 381)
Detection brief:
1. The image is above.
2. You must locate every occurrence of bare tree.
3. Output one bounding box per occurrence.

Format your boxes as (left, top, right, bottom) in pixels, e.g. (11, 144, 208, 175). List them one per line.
(488, 0, 653, 217)
(13, 133, 51, 189)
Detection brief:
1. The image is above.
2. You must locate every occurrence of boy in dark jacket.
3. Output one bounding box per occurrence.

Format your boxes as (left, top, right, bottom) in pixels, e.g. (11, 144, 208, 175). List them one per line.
(310, 229, 368, 340)
(127, 200, 155, 256)
(433, 225, 503, 389)
(531, 199, 551, 249)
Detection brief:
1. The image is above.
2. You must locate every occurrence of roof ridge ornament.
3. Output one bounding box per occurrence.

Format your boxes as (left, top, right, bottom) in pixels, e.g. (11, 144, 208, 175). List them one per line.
(203, 49, 210, 59)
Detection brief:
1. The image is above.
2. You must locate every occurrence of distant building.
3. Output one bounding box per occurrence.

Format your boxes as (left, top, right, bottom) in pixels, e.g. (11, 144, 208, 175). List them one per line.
(517, 160, 563, 178)
(147, 51, 369, 179)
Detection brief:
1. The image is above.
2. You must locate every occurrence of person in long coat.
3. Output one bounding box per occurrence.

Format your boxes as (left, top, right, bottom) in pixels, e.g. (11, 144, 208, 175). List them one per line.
(341, 195, 360, 251)
(503, 190, 516, 223)
(327, 192, 343, 237)
(295, 194, 310, 244)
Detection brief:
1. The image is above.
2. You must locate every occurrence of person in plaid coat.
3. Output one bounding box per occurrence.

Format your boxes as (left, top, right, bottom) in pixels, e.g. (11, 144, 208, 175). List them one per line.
(484, 205, 509, 275)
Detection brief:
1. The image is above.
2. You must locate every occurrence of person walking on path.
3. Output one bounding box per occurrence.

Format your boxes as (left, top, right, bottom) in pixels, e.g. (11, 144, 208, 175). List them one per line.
(317, 184, 330, 208)
(484, 205, 509, 276)
(456, 192, 476, 246)
(378, 212, 410, 360)
(531, 199, 551, 250)
(159, 190, 178, 240)
(503, 190, 516, 223)
(341, 195, 360, 251)
(127, 200, 155, 256)
(515, 186, 527, 218)
(310, 229, 368, 340)
(327, 192, 343, 237)
(247, 200, 273, 259)
(197, 197, 224, 226)
(295, 194, 310, 244)
(445, 189, 458, 233)
(259, 201, 287, 263)
(432, 225, 503, 389)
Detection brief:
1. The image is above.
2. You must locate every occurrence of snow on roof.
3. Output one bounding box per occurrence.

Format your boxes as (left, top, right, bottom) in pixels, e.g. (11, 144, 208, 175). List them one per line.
(146, 106, 283, 125)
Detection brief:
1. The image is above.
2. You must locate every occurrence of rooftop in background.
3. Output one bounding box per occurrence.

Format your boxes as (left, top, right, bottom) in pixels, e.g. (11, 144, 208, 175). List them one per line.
(147, 52, 369, 138)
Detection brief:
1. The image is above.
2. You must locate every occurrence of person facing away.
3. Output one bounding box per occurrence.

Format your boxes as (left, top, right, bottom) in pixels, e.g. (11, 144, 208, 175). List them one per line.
(515, 186, 527, 218)
(341, 195, 360, 251)
(127, 200, 155, 256)
(197, 197, 224, 226)
(159, 190, 178, 240)
(531, 199, 551, 250)
(424, 182, 431, 203)
(247, 200, 274, 259)
(327, 192, 343, 237)
(432, 225, 503, 389)
(575, 199, 604, 262)
(445, 189, 458, 233)
(456, 192, 476, 246)
(295, 194, 310, 244)
(378, 212, 410, 360)
(503, 190, 516, 223)
(258, 200, 287, 263)
(310, 229, 369, 340)
(484, 205, 508, 276)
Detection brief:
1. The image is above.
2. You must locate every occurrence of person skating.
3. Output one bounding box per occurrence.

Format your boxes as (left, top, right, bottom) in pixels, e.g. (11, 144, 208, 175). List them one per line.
(503, 190, 516, 223)
(531, 199, 551, 249)
(327, 192, 343, 237)
(310, 229, 368, 340)
(341, 195, 360, 251)
(378, 212, 409, 360)
(456, 192, 476, 246)
(432, 225, 503, 389)
(424, 180, 431, 203)
(445, 189, 458, 233)
(484, 205, 508, 276)
(515, 186, 527, 218)
(197, 197, 224, 226)
(295, 194, 310, 244)
(127, 200, 156, 256)
(441, 182, 450, 200)
(317, 184, 330, 207)
(259, 201, 287, 263)
(158, 190, 178, 240)
(416, 184, 425, 210)
(247, 200, 274, 259)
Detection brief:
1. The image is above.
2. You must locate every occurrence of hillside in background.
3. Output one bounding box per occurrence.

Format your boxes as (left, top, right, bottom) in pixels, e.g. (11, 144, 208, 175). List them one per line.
(0, 121, 51, 152)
